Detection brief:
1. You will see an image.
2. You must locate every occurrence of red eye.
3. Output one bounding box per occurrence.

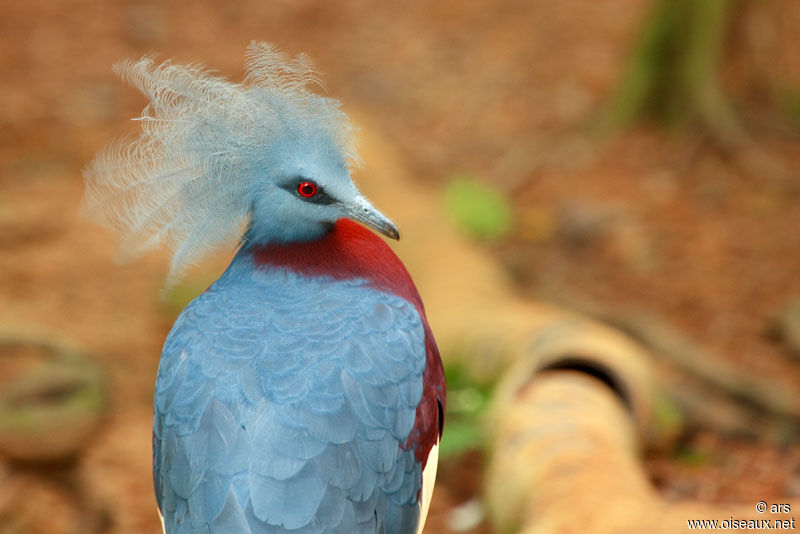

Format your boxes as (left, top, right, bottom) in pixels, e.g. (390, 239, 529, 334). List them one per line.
(297, 181, 317, 198)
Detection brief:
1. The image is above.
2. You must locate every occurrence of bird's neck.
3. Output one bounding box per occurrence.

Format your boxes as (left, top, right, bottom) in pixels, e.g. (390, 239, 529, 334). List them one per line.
(244, 219, 425, 313)
(243, 213, 332, 246)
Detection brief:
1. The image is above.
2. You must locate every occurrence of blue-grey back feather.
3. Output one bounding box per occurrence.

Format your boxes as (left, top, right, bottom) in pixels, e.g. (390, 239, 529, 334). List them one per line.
(153, 253, 426, 533)
(82, 42, 359, 283)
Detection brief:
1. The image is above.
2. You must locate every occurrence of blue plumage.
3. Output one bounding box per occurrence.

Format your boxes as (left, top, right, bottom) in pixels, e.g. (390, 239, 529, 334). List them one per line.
(153, 252, 425, 533)
(85, 42, 444, 534)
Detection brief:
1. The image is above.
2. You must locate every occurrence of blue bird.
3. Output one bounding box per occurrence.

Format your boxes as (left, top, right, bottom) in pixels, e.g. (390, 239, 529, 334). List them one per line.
(83, 42, 446, 533)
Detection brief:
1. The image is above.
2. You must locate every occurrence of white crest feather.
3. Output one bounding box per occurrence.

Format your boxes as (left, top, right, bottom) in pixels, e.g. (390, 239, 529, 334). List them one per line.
(83, 41, 359, 284)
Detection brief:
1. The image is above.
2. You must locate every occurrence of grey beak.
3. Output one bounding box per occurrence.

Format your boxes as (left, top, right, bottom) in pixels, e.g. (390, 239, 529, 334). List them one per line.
(344, 195, 400, 240)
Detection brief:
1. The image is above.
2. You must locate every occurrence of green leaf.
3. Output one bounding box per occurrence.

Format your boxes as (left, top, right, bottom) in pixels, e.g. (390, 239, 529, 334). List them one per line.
(444, 176, 512, 241)
(440, 420, 484, 457)
(439, 363, 496, 458)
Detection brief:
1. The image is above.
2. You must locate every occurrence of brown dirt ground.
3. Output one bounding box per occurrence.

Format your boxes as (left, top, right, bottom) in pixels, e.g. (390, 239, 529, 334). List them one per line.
(1, 0, 799, 533)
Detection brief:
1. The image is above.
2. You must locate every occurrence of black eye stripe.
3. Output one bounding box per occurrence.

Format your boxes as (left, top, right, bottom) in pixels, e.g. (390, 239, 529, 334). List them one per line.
(279, 178, 337, 205)
(304, 188, 336, 205)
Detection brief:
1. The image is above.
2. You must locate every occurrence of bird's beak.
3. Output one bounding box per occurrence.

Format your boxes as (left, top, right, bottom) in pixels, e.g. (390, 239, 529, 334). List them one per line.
(344, 195, 400, 240)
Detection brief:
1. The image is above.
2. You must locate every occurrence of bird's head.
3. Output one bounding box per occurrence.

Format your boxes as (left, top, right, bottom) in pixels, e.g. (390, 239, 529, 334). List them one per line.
(83, 42, 396, 283)
(246, 118, 397, 245)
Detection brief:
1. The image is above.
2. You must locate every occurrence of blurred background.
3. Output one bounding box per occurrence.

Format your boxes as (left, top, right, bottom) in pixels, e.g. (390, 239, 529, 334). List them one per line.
(1, 0, 799, 532)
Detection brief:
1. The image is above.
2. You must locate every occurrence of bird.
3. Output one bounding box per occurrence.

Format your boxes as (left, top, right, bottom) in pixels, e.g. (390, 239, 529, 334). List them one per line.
(83, 42, 446, 534)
